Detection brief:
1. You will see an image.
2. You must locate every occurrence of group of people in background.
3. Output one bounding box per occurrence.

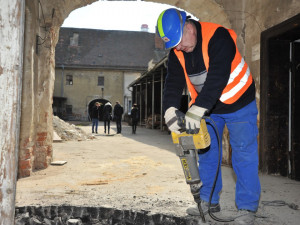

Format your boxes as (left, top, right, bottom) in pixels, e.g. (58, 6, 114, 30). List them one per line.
(90, 101, 139, 135)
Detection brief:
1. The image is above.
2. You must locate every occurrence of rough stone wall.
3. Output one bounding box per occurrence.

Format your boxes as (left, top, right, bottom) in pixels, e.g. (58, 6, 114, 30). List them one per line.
(214, 0, 300, 110)
(18, 0, 96, 178)
(244, 0, 300, 108)
(15, 205, 202, 225)
(150, 0, 231, 28)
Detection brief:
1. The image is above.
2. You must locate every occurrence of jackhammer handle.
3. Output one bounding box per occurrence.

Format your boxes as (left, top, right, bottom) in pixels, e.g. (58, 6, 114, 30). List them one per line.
(175, 110, 186, 131)
(175, 110, 201, 134)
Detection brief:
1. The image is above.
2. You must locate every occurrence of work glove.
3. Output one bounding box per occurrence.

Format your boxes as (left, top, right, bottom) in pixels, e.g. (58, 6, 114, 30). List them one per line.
(185, 105, 207, 134)
(164, 107, 185, 134)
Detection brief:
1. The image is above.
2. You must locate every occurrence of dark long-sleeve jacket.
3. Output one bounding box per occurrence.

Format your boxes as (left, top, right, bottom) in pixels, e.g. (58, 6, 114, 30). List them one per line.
(163, 19, 255, 114)
(91, 106, 100, 119)
(113, 103, 124, 120)
(103, 103, 112, 121)
(130, 107, 140, 122)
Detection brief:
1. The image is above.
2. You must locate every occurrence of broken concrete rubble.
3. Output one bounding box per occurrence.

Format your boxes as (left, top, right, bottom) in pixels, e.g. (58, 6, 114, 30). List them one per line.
(14, 205, 202, 225)
(52, 116, 95, 142)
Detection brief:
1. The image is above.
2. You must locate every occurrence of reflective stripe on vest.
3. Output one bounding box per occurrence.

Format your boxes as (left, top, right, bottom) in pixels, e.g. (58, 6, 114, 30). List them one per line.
(174, 22, 253, 106)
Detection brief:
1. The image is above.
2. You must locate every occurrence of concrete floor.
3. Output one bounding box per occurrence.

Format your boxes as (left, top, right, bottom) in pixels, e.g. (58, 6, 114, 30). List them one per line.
(16, 122, 300, 224)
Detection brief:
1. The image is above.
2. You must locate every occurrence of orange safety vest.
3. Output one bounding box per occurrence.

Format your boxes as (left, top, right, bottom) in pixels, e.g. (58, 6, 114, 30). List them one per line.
(174, 22, 253, 107)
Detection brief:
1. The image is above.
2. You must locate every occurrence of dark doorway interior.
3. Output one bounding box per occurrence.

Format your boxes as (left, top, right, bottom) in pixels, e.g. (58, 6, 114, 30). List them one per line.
(88, 99, 109, 121)
(52, 96, 67, 119)
(260, 13, 300, 180)
(291, 41, 300, 180)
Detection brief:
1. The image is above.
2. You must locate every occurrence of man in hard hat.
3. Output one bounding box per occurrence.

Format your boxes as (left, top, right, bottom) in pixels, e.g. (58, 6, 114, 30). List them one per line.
(157, 8, 260, 225)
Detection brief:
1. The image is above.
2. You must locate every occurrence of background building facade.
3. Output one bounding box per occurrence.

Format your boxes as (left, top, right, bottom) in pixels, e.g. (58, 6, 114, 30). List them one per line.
(54, 28, 166, 121)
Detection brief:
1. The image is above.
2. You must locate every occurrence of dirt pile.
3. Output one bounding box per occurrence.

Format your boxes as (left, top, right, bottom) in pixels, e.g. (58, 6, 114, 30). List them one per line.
(52, 116, 94, 141)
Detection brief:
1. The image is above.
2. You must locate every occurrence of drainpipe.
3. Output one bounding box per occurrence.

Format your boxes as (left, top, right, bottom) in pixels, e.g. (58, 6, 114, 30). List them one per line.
(139, 84, 142, 125)
(145, 78, 148, 126)
(152, 74, 155, 129)
(160, 68, 163, 131)
(61, 64, 64, 97)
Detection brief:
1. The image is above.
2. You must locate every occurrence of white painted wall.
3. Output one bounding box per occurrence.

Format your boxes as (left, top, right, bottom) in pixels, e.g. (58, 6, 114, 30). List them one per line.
(0, 0, 25, 223)
(124, 72, 140, 114)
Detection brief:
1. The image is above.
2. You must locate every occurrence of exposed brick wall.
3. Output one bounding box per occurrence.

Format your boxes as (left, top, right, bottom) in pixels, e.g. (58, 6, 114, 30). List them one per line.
(18, 0, 96, 179)
(18, 136, 34, 177)
(33, 131, 52, 170)
(18, 131, 52, 178)
(18, 158, 32, 177)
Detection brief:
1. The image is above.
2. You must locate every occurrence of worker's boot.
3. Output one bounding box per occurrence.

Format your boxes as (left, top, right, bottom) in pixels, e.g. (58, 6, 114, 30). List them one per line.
(186, 200, 221, 216)
(234, 210, 255, 225)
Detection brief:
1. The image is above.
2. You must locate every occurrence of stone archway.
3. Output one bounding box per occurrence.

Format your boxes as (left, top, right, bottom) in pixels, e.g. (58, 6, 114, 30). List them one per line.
(3, 0, 300, 223)
(88, 99, 110, 121)
(148, 0, 231, 27)
(0, 0, 231, 223)
(18, 0, 231, 179)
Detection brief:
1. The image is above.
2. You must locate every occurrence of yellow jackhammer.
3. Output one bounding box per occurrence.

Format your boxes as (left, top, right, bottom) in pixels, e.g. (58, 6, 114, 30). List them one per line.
(171, 119, 210, 222)
(170, 110, 235, 223)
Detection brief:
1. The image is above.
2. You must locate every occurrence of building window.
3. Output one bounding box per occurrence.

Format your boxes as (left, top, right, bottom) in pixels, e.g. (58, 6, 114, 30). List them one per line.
(66, 75, 73, 85)
(70, 33, 79, 46)
(98, 76, 104, 86)
(66, 105, 72, 114)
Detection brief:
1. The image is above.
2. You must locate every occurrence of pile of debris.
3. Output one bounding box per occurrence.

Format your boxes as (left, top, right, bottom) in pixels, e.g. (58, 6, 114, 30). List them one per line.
(53, 116, 94, 141)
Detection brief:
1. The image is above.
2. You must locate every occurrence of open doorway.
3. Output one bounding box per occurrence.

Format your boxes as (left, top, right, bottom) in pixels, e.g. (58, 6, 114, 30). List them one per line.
(260, 13, 300, 180)
(88, 99, 109, 121)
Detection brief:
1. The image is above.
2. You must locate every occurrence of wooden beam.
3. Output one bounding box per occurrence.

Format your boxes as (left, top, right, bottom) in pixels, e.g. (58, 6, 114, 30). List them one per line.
(160, 68, 163, 131)
(139, 84, 142, 125)
(152, 74, 155, 129)
(145, 78, 148, 126)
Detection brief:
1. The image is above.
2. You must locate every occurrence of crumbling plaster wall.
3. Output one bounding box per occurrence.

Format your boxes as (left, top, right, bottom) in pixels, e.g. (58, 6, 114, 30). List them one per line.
(214, 0, 300, 119)
(19, 0, 97, 177)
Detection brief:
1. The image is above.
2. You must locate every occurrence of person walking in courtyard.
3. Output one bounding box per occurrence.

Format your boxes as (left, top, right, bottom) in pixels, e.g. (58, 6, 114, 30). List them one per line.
(157, 8, 260, 225)
(103, 102, 112, 134)
(130, 103, 139, 134)
(113, 101, 124, 134)
(91, 102, 101, 134)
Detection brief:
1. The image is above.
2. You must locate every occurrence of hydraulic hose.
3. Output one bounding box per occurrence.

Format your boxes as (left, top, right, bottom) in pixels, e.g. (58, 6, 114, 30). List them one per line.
(203, 116, 234, 223)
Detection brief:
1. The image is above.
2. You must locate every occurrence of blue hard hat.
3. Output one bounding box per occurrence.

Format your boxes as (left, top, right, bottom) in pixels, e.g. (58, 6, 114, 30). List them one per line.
(157, 8, 187, 49)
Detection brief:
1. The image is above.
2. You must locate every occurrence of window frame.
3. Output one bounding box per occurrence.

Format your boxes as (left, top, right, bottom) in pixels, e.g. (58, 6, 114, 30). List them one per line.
(66, 74, 73, 85)
(98, 76, 104, 86)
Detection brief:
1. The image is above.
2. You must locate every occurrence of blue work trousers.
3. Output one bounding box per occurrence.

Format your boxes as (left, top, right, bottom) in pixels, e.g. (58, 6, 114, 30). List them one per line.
(198, 100, 261, 212)
(92, 118, 98, 133)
